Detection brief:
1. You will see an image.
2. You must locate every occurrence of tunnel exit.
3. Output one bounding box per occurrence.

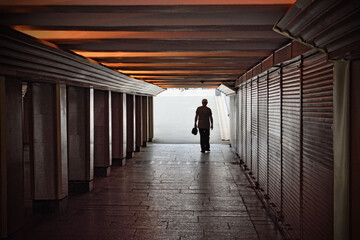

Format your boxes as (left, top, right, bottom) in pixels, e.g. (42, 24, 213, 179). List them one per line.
(153, 88, 230, 144)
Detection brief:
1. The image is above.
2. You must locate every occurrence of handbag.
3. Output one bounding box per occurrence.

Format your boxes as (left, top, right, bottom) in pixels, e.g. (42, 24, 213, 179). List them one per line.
(191, 127, 198, 135)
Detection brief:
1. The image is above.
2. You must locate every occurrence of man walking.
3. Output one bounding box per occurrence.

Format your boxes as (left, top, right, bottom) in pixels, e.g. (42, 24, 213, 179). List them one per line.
(194, 98, 213, 153)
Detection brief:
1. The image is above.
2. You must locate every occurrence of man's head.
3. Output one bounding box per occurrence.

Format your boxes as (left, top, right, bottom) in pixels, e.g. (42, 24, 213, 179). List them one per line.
(202, 98, 208, 106)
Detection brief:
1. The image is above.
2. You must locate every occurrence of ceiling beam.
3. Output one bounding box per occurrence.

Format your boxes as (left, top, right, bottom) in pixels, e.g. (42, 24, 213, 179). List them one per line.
(0, 6, 290, 27)
(55, 39, 284, 52)
(74, 51, 271, 58)
(0, 0, 296, 6)
(15, 30, 283, 40)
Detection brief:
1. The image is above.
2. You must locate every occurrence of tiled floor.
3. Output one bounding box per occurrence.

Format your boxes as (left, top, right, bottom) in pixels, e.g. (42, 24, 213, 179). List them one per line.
(12, 144, 283, 240)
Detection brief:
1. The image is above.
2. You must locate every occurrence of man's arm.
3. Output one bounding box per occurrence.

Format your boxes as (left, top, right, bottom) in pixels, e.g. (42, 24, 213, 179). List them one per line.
(210, 115, 213, 130)
(194, 111, 199, 127)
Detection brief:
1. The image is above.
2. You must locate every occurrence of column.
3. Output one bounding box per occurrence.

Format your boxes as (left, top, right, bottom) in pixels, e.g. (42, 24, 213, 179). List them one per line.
(142, 96, 148, 147)
(94, 90, 112, 177)
(112, 92, 127, 166)
(31, 82, 68, 212)
(67, 86, 94, 193)
(148, 96, 154, 142)
(135, 95, 143, 152)
(126, 94, 135, 158)
(0, 77, 23, 238)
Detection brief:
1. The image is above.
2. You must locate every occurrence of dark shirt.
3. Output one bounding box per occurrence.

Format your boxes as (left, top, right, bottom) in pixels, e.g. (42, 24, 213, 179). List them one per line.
(196, 106, 212, 128)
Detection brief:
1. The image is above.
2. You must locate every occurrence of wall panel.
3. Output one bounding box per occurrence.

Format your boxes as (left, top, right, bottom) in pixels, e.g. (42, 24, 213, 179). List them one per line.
(282, 61, 301, 239)
(241, 86, 247, 163)
(251, 78, 258, 181)
(302, 54, 333, 240)
(267, 69, 282, 215)
(246, 82, 252, 170)
(229, 95, 236, 152)
(258, 74, 268, 194)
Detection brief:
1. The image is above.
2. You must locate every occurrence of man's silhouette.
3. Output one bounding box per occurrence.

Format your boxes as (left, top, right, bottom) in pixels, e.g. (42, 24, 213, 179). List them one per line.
(194, 99, 213, 153)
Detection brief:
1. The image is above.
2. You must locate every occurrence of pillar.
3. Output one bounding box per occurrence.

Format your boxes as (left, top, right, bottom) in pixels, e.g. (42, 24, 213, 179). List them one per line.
(148, 96, 154, 142)
(126, 94, 136, 158)
(135, 95, 143, 152)
(67, 86, 94, 193)
(142, 96, 148, 147)
(112, 92, 127, 166)
(94, 90, 112, 177)
(0, 77, 23, 238)
(31, 82, 68, 212)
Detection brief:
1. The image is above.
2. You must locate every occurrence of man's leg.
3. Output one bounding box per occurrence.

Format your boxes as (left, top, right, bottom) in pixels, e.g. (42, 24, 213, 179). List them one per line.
(204, 128, 210, 151)
(199, 128, 206, 152)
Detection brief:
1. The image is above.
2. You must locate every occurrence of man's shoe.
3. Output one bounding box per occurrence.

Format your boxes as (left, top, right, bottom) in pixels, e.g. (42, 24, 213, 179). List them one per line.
(205, 149, 210, 151)
(201, 150, 205, 153)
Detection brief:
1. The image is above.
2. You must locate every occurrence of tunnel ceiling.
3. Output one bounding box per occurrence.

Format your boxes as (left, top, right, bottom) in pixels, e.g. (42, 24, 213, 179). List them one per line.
(0, 0, 296, 89)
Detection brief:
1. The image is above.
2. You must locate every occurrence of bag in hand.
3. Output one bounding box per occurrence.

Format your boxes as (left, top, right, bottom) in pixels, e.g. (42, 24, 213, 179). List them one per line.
(192, 127, 198, 135)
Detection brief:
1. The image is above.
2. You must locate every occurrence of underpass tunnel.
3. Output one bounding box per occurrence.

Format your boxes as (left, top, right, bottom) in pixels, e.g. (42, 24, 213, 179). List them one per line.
(0, 1, 359, 240)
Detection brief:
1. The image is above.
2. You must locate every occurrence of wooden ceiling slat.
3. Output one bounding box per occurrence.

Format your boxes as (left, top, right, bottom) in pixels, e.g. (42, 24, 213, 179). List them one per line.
(10, 25, 277, 32)
(101, 59, 252, 68)
(133, 75, 238, 79)
(15, 30, 284, 40)
(74, 51, 271, 58)
(56, 39, 284, 52)
(0, 13, 287, 27)
(95, 57, 263, 64)
(0, 1, 296, 6)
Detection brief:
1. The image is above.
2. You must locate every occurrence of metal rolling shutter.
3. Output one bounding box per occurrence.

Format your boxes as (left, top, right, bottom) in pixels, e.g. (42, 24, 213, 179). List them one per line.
(281, 60, 301, 239)
(231, 94, 237, 152)
(236, 90, 241, 155)
(258, 73, 268, 194)
(251, 78, 259, 181)
(242, 85, 247, 165)
(267, 69, 282, 214)
(302, 53, 333, 240)
(246, 82, 252, 170)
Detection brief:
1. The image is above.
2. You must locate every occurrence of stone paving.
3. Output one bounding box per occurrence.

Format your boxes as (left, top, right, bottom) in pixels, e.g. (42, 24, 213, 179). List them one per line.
(12, 144, 283, 240)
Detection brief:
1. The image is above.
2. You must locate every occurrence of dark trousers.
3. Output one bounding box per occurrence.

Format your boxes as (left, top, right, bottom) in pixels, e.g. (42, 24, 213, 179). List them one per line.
(199, 128, 210, 151)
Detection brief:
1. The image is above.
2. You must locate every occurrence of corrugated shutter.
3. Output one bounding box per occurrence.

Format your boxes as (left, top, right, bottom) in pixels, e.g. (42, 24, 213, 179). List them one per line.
(302, 53, 333, 240)
(281, 60, 301, 239)
(268, 69, 282, 214)
(258, 73, 268, 195)
(242, 85, 247, 165)
(251, 78, 258, 181)
(246, 82, 252, 170)
(230, 95, 237, 152)
(236, 90, 240, 154)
